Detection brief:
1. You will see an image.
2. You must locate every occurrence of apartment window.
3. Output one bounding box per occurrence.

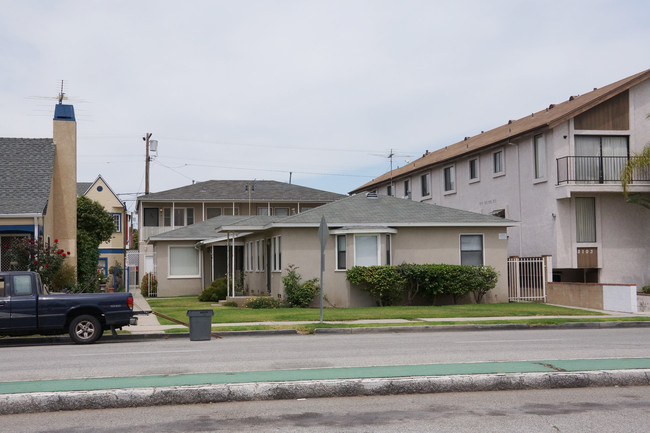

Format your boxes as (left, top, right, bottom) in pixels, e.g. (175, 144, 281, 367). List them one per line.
(534, 134, 546, 179)
(385, 234, 392, 265)
(336, 235, 347, 270)
(111, 213, 121, 233)
(246, 241, 254, 271)
(421, 173, 431, 196)
(460, 235, 483, 266)
(354, 234, 379, 266)
(169, 246, 200, 277)
(174, 208, 185, 226)
(223, 207, 240, 216)
(257, 207, 269, 216)
(272, 236, 282, 271)
(275, 208, 289, 216)
(255, 240, 262, 271)
(576, 197, 596, 243)
(492, 149, 504, 175)
(207, 208, 222, 219)
(404, 179, 411, 198)
(187, 208, 194, 225)
(162, 208, 172, 227)
(443, 165, 455, 193)
(575, 135, 628, 183)
(469, 157, 479, 182)
(387, 184, 393, 196)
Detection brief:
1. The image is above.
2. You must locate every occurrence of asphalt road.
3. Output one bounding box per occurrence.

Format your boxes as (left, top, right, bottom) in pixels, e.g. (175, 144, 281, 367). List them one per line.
(3, 386, 650, 432)
(2, 327, 649, 382)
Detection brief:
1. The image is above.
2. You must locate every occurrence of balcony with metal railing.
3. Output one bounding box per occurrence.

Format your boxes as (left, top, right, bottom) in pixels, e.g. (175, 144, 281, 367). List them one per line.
(557, 156, 650, 184)
(555, 156, 650, 197)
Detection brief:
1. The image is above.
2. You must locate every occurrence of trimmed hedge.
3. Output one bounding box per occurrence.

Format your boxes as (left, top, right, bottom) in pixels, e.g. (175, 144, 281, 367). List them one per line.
(347, 263, 498, 306)
(199, 277, 228, 302)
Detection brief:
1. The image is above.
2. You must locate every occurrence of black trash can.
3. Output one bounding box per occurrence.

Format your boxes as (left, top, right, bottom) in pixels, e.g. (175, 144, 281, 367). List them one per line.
(186, 309, 214, 341)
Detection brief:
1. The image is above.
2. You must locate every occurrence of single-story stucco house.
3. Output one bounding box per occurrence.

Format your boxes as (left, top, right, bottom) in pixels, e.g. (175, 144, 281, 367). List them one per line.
(150, 193, 516, 306)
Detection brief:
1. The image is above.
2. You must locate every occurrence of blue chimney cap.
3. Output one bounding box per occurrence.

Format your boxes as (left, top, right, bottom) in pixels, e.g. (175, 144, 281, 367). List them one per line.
(54, 104, 75, 121)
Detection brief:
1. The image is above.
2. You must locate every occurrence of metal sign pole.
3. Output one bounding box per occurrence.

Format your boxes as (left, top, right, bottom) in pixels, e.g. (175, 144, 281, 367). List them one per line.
(318, 216, 329, 323)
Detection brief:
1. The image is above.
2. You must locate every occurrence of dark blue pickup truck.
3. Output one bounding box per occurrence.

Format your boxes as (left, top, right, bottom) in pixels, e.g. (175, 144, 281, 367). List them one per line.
(0, 271, 136, 344)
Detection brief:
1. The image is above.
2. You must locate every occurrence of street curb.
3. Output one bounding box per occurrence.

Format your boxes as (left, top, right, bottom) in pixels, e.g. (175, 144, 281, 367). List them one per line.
(1, 369, 649, 415)
(2, 321, 650, 345)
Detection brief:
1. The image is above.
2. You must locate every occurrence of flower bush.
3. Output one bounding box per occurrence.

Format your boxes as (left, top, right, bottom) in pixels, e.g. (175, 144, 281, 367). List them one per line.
(243, 296, 283, 309)
(140, 273, 158, 297)
(3, 237, 73, 291)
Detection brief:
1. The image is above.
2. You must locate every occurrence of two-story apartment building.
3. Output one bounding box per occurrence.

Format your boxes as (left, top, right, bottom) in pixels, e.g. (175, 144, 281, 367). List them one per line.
(351, 68, 650, 289)
(136, 180, 344, 295)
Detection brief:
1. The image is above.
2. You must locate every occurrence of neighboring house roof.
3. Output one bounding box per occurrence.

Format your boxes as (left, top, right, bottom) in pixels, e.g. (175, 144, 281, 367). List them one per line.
(0, 138, 55, 216)
(77, 182, 93, 197)
(148, 215, 254, 241)
(351, 68, 650, 194)
(150, 194, 514, 242)
(137, 180, 345, 203)
(221, 193, 517, 231)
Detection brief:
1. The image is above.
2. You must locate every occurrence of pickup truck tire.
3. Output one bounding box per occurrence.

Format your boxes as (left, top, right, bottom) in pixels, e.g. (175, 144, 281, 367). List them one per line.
(69, 314, 102, 344)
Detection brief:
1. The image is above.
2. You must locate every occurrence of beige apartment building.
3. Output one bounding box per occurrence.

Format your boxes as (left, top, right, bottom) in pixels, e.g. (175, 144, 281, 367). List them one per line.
(351, 69, 650, 289)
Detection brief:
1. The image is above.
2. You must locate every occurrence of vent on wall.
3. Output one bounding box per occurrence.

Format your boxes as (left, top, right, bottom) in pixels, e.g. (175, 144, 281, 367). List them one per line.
(366, 191, 378, 199)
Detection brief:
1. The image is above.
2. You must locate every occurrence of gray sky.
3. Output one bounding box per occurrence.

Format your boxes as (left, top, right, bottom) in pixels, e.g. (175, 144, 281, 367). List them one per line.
(1, 0, 649, 212)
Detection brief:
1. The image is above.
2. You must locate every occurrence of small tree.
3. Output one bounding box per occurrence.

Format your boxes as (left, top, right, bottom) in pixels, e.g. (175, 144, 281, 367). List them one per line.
(621, 143, 650, 209)
(77, 196, 115, 292)
(282, 265, 319, 308)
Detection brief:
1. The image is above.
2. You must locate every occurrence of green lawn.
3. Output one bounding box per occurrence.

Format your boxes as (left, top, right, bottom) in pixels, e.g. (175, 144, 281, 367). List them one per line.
(146, 296, 605, 325)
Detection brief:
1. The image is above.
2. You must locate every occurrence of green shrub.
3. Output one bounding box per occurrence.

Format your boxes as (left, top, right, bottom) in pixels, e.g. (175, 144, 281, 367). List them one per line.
(222, 301, 239, 307)
(140, 273, 157, 297)
(199, 278, 228, 302)
(50, 263, 77, 292)
(244, 296, 283, 309)
(642, 285, 650, 294)
(282, 265, 320, 308)
(347, 265, 406, 306)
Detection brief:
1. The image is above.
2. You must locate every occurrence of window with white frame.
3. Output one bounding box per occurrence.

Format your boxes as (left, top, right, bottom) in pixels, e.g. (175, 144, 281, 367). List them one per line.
(169, 246, 200, 277)
(534, 134, 546, 180)
(272, 236, 282, 271)
(275, 208, 289, 216)
(387, 184, 393, 196)
(111, 213, 121, 233)
(336, 235, 346, 270)
(492, 149, 504, 175)
(255, 240, 261, 271)
(460, 235, 483, 266)
(404, 179, 411, 198)
(354, 234, 380, 266)
(257, 207, 269, 216)
(576, 197, 596, 243)
(421, 173, 431, 196)
(172, 208, 194, 226)
(162, 208, 172, 227)
(443, 165, 455, 193)
(469, 157, 479, 182)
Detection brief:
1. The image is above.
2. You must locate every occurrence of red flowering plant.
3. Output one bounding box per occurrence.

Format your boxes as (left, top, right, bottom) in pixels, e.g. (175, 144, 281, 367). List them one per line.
(3, 237, 66, 291)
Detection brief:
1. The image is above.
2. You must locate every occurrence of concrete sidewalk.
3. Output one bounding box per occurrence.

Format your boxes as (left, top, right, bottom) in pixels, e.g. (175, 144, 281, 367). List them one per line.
(124, 290, 650, 335)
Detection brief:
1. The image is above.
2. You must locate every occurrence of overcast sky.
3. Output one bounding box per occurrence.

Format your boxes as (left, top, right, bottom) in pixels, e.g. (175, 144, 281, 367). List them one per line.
(1, 0, 649, 212)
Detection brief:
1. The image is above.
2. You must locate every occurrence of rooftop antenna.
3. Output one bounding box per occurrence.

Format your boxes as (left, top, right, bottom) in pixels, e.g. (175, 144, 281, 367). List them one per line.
(57, 80, 65, 104)
(371, 149, 412, 196)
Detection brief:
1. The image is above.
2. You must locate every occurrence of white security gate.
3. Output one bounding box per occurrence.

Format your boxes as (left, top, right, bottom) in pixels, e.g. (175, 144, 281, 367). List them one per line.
(507, 256, 551, 302)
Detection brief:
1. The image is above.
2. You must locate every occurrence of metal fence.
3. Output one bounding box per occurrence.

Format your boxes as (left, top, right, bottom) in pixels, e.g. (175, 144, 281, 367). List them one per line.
(507, 256, 551, 302)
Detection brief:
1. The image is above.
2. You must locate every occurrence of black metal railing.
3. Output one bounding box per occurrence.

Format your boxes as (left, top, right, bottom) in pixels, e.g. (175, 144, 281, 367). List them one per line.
(556, 156, 650, 185)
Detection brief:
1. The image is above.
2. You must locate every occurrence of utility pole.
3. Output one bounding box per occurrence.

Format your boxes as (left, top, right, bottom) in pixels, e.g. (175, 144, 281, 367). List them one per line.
(144, 133, 152, 195)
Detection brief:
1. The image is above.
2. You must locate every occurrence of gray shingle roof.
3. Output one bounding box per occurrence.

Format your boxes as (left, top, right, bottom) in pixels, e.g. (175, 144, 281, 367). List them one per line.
(77, 182, 93, 197)
(0, 138, 55, 215)
(137, 180, 345, 203)
(275, 194, 516, 227)
(149, 215, 252, 241)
